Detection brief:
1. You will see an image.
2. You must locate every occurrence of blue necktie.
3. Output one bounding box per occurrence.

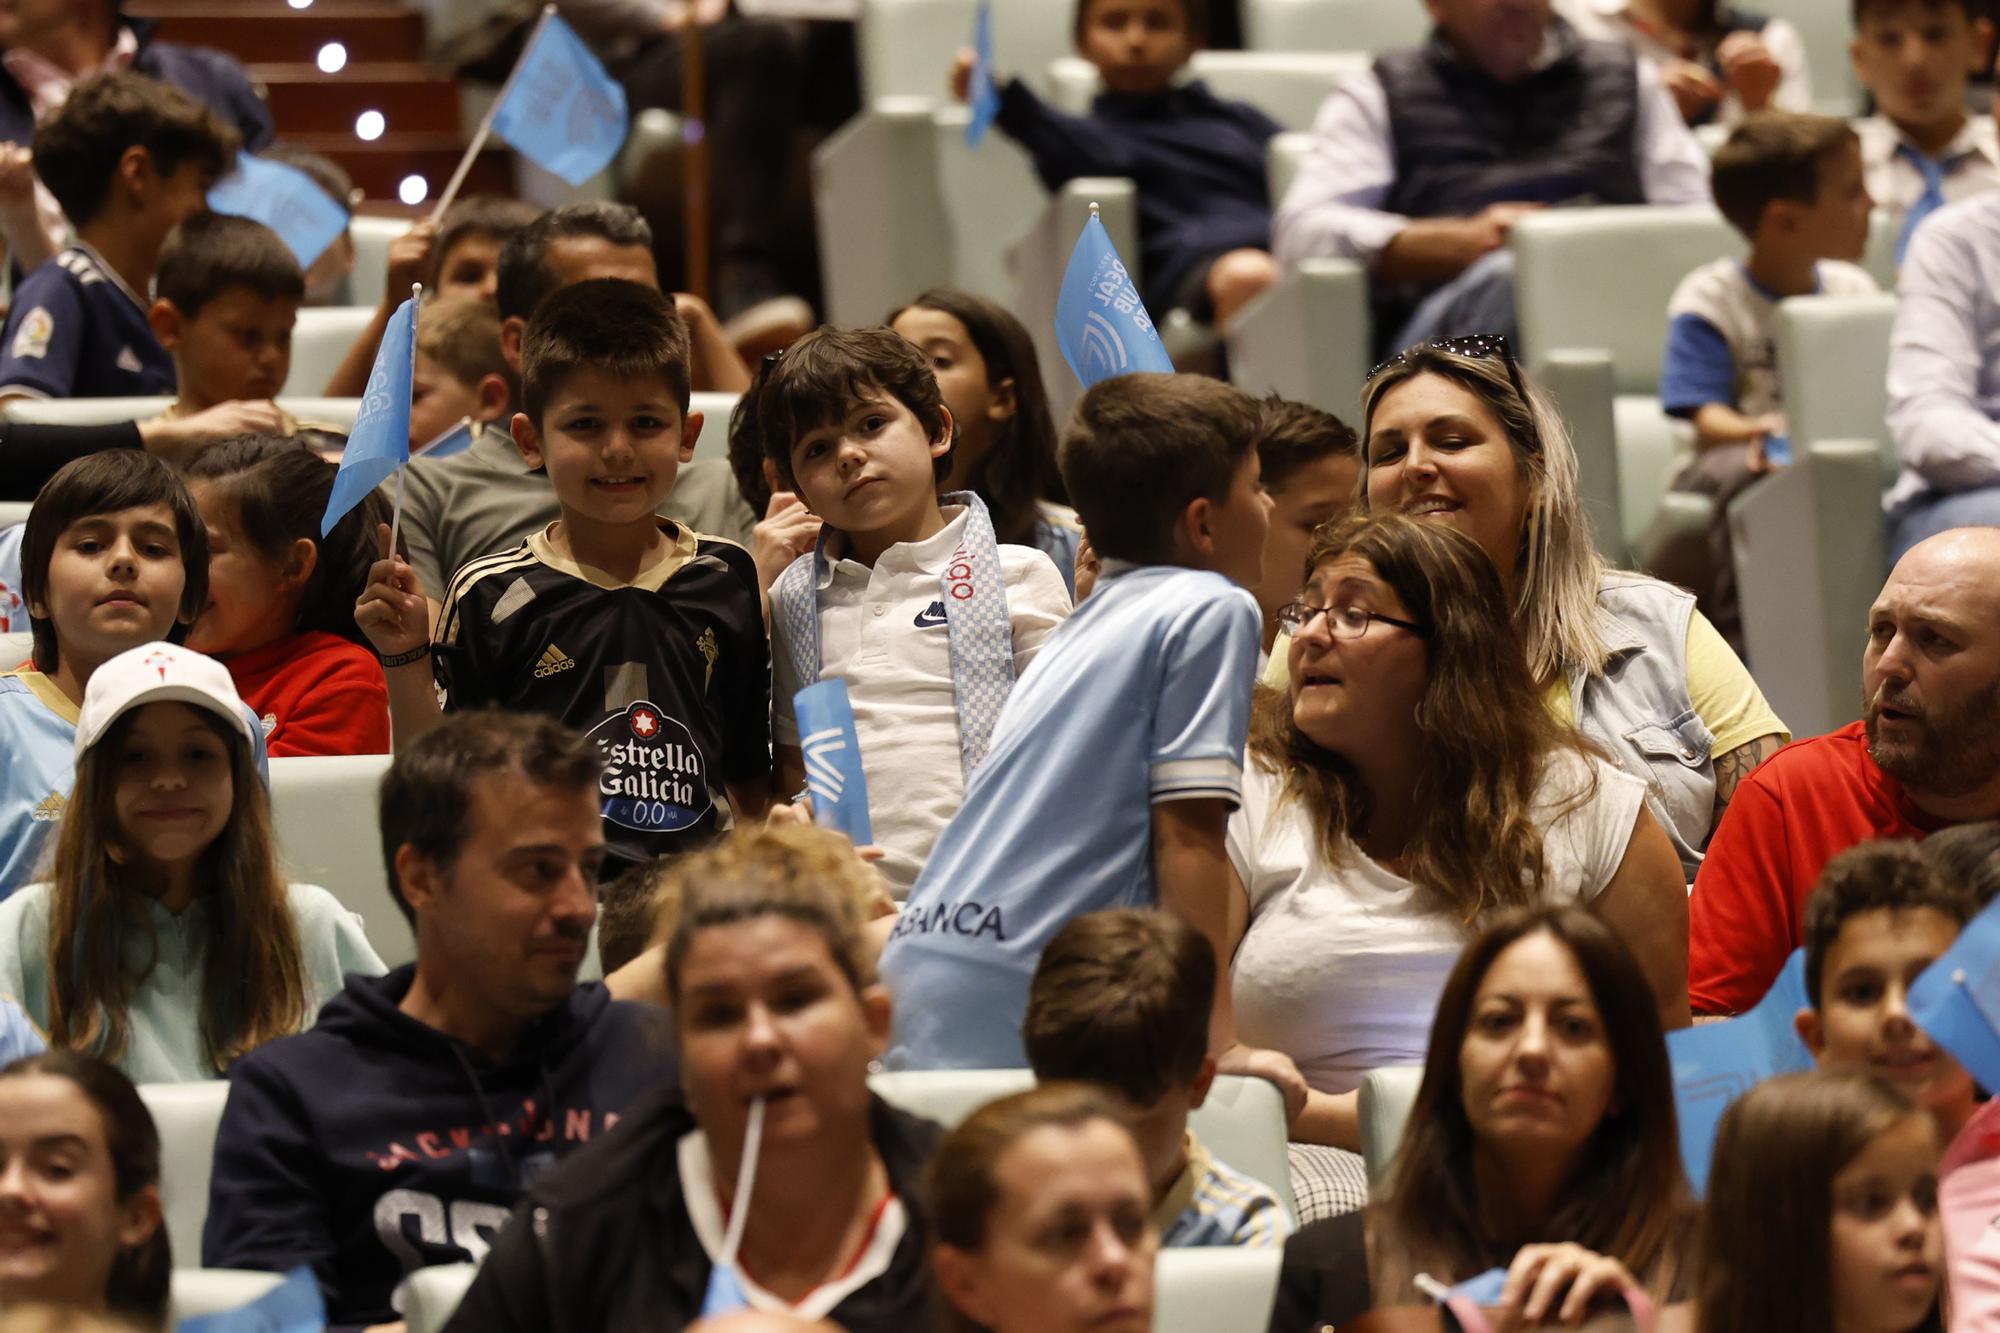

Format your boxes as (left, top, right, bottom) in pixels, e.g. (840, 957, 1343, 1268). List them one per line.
(1897, 145, 1950, 266)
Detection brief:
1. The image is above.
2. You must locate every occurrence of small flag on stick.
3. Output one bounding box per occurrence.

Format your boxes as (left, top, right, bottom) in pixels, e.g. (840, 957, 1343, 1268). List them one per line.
(323, 288, 419, 538)
(207, 153, 350, 270)
(966, 1, 1000, 148)
(1054, 204, 1173, 389)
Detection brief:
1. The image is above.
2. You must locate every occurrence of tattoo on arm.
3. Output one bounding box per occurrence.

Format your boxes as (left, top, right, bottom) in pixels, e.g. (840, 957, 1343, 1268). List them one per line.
(1711, 732, 1786, 824)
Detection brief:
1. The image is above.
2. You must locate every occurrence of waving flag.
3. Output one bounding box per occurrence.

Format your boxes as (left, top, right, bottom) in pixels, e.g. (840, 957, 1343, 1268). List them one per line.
(794, 678, 873, 845)
(1055, 205, 1173, 389)
(1665, 948, 1813, 1195)
(489, 10, 629, 186)
(966, 1, 1000, 148)
(207, 153, 350, 270)
(322, 295, 417, 537)
(1910, 892, 2000, 1092)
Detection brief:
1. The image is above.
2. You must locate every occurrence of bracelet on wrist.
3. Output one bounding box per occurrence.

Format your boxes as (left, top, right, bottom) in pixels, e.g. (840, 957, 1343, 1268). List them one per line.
(379, 644, 431, 669)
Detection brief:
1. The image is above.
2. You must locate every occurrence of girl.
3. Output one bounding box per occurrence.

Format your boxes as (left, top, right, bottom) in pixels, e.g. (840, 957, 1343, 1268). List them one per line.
(1697, 1068, 1943, 1333)
(0, 642, 383, 1083)
(0, 1051, 170, 1329)
(182, 435, 391, 757)
(889, 289, 1082, 590)
(451, 823, 938, 1331)
(930, 1083, 1156, 1333)
(1270, 907, 1693, 1330)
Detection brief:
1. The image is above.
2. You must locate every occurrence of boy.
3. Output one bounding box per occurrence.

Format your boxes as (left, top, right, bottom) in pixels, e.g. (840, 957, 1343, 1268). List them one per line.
(1025, 909, 1291, 1248)
(1851, 0, 2000, 263)
(1248, 394, 1358, 660)
(0, 452, 265, 895)
(760, 326, 1072, 898)
(149, 213, 301, 418)
(0, 72, 235, 402)
(356, 278, 773, 879)
(954, 0, 1281, 331)
(432, 195, 542, 307)
(409, 297, 517, 452)
(879, 372, 1269, 1069)
(1661, 111, 1878, 650)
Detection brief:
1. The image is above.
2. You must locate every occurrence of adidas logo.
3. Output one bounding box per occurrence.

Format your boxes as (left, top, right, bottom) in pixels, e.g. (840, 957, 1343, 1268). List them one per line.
(533, 644, 576, 678)
(30, 792, 64, 822)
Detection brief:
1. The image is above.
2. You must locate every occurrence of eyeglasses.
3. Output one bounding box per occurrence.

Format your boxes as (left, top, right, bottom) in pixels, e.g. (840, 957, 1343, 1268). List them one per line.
(1365, 333, 1540, 450)
(1275, 601, 1428, 640)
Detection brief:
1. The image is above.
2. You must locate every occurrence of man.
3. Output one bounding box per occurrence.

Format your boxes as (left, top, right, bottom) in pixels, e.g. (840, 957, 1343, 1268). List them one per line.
(202, 710, 677, 1330)
(1688, 526, 2000, 1014)
(1272, 0, 1711, 353)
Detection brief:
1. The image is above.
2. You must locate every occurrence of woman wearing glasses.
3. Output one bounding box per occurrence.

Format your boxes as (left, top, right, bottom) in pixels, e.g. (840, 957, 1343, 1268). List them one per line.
(1220, 512, 1689, 1209)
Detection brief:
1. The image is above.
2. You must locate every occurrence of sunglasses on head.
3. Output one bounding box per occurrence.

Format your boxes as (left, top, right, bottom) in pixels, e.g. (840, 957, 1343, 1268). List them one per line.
(1365, 333, 1540, 451)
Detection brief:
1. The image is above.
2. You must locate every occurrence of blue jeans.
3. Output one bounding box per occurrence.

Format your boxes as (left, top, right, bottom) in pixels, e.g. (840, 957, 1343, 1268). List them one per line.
(1389, 248, 1520, 354)
(1886, 485, 2000, 565)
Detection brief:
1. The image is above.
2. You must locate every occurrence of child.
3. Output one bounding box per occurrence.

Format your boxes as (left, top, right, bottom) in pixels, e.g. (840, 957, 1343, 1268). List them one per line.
(761, 326, 1073, 898)
(181, 437, 391, 757)
(879, 372, 1268, 1069)
(1851, 0, 2000, 264)
(889, 288, 1081, 587)
(148, 212, 299, 419)
(1564, 0, 1809, 127)
(1246, 393, 1358, 658)
(431, 195, 542, 307)
(1023, 908, 1290, 1248)
(0, 1052, 169, 1325)
(952, 0, 1281, 331)
(0, 642, 383, 1082)
(356, 278, 774, 878)
(1661, 111, 1879, 650)
(409, 296, 517, 452)
(1699, 1068, 1944, 1333)
(0, 452, 266, 897)
(258, 143, 358, 305)
(0, 73, 236, 401)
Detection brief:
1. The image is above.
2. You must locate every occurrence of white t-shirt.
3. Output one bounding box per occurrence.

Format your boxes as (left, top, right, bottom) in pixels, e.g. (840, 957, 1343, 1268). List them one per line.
(772, 506, 1071, 896)
(1226, 749, 1646, 1094)
(1660, 257, 1879, 423)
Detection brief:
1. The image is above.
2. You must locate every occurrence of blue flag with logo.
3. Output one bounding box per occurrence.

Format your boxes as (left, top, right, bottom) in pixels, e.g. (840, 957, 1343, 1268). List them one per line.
(1665, 948, 1813, 1196)
(416, 416, 476, 460)
(966, 0, 1000, 147)
(1911, 893, 2000, 1093)
(178, 1266, 325, 1333)
(1055, 210, 1174, 389)
(490, 12, 629, 186)
(322, 296, 416, 537)
(794, 678, 872, 846)
(207, 152, 350, 270)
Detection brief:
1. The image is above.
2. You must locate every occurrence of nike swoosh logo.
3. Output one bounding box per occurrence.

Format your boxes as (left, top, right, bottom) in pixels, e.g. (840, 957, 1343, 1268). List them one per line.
(913, 603, 948, 629)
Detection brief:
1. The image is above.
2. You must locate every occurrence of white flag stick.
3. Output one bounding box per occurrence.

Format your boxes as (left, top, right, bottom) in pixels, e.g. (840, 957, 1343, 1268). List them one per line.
(426, 4, 557, 225)
(387, 282, 423, 557)
(718, 1097, 766, 1268)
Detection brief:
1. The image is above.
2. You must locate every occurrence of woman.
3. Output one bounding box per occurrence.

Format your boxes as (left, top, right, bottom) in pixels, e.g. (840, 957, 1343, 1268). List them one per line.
(1356, 336, 1787, 879)
(930, 1083, 1155, 1333)
(0, 1052, 170, 1329)
(1226, 513, 1687, 1171)
(1269, 908, 1693, 1331)
(446, 825, 938, 1332)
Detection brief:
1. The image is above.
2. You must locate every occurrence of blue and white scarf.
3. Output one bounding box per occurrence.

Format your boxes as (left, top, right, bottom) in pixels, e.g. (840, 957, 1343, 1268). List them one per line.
(774, 492, 1014, 777)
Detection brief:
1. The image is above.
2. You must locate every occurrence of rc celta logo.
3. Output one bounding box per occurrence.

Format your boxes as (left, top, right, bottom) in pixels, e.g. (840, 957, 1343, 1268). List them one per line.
(585, 701, 710, 833)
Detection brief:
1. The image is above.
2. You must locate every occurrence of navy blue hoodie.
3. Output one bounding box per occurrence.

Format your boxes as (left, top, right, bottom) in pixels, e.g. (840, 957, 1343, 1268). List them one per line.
(201, 965, 677, 1330)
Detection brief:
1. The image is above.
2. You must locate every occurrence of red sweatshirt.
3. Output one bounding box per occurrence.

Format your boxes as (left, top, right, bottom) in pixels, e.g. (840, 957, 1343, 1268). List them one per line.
(224, 631, 389, 758)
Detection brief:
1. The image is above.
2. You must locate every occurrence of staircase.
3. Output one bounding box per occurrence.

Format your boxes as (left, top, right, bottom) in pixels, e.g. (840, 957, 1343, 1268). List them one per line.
(123, 0, 512, 212)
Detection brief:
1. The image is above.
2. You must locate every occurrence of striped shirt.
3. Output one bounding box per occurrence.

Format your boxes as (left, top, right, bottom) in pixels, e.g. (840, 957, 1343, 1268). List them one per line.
(1154, 1133, 1292, 1249)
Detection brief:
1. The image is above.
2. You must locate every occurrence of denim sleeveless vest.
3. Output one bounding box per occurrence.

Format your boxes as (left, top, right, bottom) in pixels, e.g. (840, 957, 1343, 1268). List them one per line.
(1565, 575, 1713, 882)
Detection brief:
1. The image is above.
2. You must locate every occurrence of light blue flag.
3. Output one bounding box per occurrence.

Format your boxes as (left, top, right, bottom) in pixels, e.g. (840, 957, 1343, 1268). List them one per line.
(699, 1261, 751, 1317)
(178, 1265, 325, 1333)
(206, 152, 350, 270)
(1055, 209, 1174, 389)
(966, 0, 1000, 148)
(416, 416, 477, 460)
(490, 12, 629, 187)
(794, 678, 872, 846)
(322, 296, 416, 537)
(1911, 893, 2000, 1093)
(1665, 948, 1813, 1197)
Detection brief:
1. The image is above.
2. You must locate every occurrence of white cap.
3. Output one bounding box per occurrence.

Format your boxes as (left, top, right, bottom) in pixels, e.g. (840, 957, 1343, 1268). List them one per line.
(74, 642, 255, 757)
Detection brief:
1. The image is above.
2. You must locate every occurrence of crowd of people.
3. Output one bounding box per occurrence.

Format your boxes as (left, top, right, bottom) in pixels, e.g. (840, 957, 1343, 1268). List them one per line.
(0, 0, 1996, 1329)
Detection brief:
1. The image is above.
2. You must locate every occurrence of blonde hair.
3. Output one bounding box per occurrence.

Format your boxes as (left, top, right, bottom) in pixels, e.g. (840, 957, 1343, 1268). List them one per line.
(1360, 345, 1608, 683)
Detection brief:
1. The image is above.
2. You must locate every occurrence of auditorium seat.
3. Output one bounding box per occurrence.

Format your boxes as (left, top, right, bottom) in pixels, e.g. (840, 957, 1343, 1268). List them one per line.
(348, 215, 413, 311)
(284, 307, 381, 398)
(168, 1268, 288, 1324)
(3, 397, 363, 433)
(1242, 0, 1429, 54)
(400, 1261, 480, 1333)
(1358, 1064, 1424, 1190)
(267, 753, 412, 968)
(0, 500, 28, 527)
(140, 1081, 229, 1264)
(858, 0, 1075, 107)
(1047, 50, 1371, 127)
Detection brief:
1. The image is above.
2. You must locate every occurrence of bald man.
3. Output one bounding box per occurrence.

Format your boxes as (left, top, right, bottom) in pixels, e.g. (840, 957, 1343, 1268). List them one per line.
(1688, 527, 2000, 1013)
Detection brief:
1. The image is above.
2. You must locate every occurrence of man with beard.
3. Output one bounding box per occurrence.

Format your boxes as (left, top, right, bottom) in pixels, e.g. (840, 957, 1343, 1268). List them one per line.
(1688, 527, 2000, 1014)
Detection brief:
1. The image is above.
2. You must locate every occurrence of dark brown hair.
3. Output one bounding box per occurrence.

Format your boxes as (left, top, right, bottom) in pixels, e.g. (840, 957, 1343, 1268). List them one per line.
(1698, 1068, 1943, 1333)
(1059, 372, 1259, 564)
(32, 72, 237, 228)
(1023, 909, 1213, 1108)
(156, 213, 304, 320)
(519, 277, 691, 422)
(418, 296, 518, 412)
(1372, 907, 1690, 1302)
(1072, 0, 1210, 42)
(494, 200, 651, 324)
(1919, 820, 2000, 908)
(432, 196, 542, 290)
(1249, 512, 1598, 923)
(757, 325, 953, 492)
(1802, 840, 1974, 1007)
(1712, 111, 1860, 238)
(1251, 393, 1359, 493)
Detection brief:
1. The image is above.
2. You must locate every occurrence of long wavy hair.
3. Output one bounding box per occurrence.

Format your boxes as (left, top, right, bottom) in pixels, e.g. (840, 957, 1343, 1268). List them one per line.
(1698, 1069, 1943, 1333)
(1359, 344, 1608, 683)
(1371, 908, 1691, 1304)
(47, 707, 308, 1074)
(1248, 512, 1598, 922)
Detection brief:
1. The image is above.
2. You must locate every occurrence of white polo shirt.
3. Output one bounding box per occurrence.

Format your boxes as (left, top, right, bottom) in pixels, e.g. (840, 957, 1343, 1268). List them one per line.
(772, 505, 1071, 896)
